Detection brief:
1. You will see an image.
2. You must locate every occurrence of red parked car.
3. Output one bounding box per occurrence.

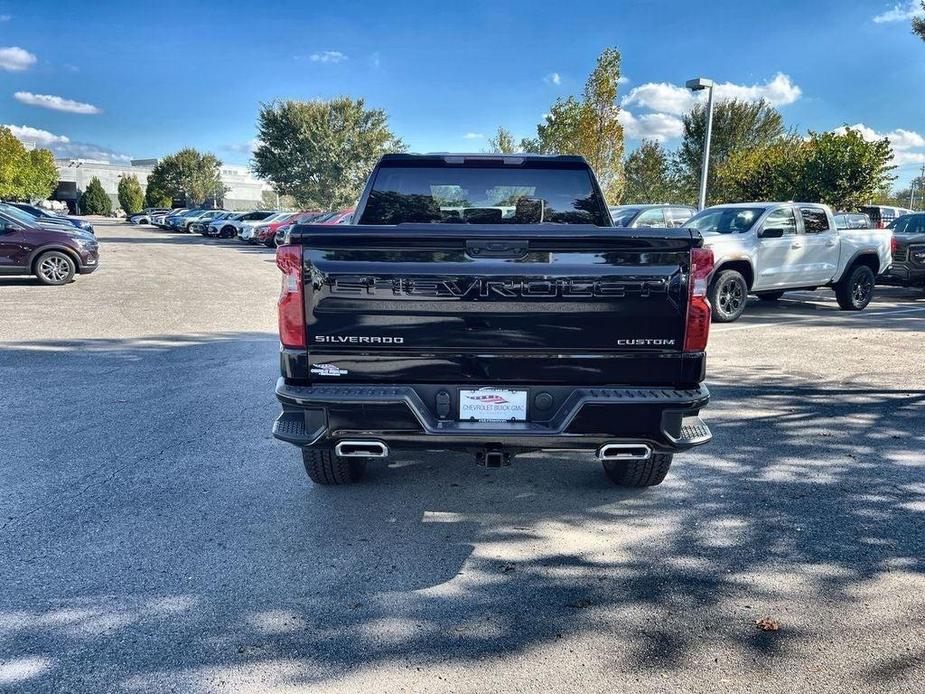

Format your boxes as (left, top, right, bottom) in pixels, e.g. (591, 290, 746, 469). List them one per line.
(253, 213, 296, 247)
(325, 208, 355, 225)
(272, 209, 354, 247)
(270, 210, 324, 247)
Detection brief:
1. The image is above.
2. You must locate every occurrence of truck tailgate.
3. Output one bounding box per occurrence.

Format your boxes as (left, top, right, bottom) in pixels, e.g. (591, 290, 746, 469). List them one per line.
(292, 224, 700, 386)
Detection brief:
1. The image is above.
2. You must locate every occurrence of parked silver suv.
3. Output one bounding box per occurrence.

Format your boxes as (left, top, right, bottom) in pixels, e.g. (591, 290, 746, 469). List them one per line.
(609, 204, 696, 228)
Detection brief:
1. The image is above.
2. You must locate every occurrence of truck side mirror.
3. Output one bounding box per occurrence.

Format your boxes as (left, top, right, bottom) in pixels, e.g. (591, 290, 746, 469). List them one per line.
(760, 227, 785, 239)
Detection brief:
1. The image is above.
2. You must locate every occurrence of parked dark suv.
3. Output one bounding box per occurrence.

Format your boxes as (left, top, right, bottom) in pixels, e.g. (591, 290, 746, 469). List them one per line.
(880, 213, 925, 289)
(0, 204, 99, 285)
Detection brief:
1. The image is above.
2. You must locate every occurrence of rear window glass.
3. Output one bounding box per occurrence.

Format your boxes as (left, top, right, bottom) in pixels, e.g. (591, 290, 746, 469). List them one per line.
(892, 215, 925, 234)
(610, 207, 641, 226)
(359, 165, 610, 226)
(800, 208, 830, 233)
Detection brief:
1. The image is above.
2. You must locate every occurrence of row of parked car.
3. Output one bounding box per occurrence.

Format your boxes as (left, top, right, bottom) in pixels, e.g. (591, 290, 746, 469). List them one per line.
(609, 202, 923, 322)
(129, 207, 355, 246)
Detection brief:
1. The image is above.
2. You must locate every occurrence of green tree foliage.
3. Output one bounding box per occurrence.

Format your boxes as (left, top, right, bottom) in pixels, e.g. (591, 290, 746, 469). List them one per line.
(145, 148, 225, 207)
(712, 140, 804, 203)
(677, 99, 788, 205)
(623, 140, 679, 203)
(710, 128, 895, 210)
(0, 127, 59, 201)
(914, 2, 925, 41)
(253, 97, 405, 210)
(80, 176, 112, 215)
(487, 127, 518, 154)
(797, 129, 895, 210)
(117, 174, 144, 214)
(527, 47, 626, 202)
(143, 183, 172, 209)
(24, 149, 59, 201)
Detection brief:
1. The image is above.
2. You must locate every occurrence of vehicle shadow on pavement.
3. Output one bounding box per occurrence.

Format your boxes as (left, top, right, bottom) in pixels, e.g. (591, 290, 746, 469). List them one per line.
(0, 333, 923, 691)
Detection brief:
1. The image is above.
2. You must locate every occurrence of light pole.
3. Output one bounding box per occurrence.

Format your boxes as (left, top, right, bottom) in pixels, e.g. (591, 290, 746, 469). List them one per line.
(68, 161, 83, 214)
(686, 77, 715, 210)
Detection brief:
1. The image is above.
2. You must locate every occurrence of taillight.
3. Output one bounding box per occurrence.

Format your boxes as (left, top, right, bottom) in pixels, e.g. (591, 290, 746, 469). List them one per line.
(683, 247, 714, 353)
(891, 235, 898, 254)
(276, 245, 306, 349)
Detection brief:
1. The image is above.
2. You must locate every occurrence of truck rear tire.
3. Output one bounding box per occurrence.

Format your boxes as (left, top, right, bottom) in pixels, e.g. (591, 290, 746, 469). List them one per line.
(602, 453, 673, 487)
(709, 269, 748, 322)
(302, 448, 367, 485)
(835, 264, 875, 311)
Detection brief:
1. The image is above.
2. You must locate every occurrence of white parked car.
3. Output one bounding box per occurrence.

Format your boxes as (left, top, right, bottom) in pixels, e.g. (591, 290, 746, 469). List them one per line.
(213, 210, 277, 240)
(687, 202, 892, 322)
(239, 211, 288, 242)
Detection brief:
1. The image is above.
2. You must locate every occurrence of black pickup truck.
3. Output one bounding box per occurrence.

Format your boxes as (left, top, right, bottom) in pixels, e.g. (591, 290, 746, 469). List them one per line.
(272, 154, 714, 488)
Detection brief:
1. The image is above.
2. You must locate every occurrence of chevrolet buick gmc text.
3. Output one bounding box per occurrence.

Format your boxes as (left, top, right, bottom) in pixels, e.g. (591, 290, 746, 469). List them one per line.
(271, 154, 714, 488)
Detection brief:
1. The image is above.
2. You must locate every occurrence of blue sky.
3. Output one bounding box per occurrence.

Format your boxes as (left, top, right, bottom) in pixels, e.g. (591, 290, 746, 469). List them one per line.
(2, 0, 924, 185)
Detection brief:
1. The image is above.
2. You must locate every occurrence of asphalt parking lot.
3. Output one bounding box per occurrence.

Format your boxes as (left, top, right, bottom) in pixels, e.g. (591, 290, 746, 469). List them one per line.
(1, 219, 923, 693)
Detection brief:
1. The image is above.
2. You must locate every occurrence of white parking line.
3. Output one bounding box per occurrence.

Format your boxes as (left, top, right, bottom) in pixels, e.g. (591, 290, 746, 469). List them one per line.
(713, 306, 925, 333)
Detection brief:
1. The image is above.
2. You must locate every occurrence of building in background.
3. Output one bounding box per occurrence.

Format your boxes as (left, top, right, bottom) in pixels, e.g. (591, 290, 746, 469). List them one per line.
(51, 158, 273, 213)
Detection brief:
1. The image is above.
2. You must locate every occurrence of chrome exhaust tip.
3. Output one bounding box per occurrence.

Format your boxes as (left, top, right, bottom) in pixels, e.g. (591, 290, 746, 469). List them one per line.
(597, 443, 652, 461)
(334, 440, 389, 458)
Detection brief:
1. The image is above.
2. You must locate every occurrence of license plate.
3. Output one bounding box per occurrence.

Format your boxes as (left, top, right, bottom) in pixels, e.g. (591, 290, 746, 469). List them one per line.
(459, 389, 528, 422)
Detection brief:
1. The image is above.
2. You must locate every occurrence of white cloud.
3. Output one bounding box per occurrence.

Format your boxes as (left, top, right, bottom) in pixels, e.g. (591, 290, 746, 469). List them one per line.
(463, 132, 484, 140)
(713, 73, 801, 106)
(0, 15, 11, 22)
(833, 123, 925, 150)
(622, 73, 802, 116)
(617, 75, 630, 85)
(622, 82, 695, 116)
(618, 110, 684, 142)
(4, 123, 70, 146)
(309, 51, 347, 64)
(0, 46, 36, 71)
(894, 150, 925, 166)
(14, 91, 101, 115)
(544, 72, 561, 85)
(4, 123, 132, 162)
(229, 138, 260, 154)
(832, 122, 925, 168)
(873, 1, 925, 23)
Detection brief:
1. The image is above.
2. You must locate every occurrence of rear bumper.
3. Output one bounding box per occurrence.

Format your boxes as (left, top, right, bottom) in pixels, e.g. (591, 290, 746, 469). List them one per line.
(879, 263, 925, 286)
(272, 378, 711, 454)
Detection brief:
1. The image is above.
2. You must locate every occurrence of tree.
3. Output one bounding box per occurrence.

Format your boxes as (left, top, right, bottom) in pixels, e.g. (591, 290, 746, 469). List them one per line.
(144, 182, 172, 209)
(145, 148, 225, 207)
(528, 47, 627, 202)
(914, 2, 925, 41)
(487, 127, 518, 154)
(708, 128, 894, 209)
(117, 174, 144, 214)
(623, 140, 679, 203)
(0, 126, 27, 199)
(797, 128, 895, 210)
(80, 176, 112, 215)
(677, 99, 789, 205)
(0, 127, 58, 201)
(711, 139, 804, 203)
(23, 149, 59, 201)
(253, 97, 405, 210)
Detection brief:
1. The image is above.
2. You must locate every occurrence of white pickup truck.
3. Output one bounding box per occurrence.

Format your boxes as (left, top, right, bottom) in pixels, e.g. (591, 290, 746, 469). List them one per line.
(685, 202, 892, 322)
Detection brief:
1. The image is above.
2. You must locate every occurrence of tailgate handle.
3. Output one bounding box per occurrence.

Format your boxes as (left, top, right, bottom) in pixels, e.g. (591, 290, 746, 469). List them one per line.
(466, 240, 529, 259)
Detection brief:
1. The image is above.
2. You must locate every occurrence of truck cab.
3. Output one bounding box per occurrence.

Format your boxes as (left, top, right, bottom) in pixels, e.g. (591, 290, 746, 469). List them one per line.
(687, 202, 891, 322)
